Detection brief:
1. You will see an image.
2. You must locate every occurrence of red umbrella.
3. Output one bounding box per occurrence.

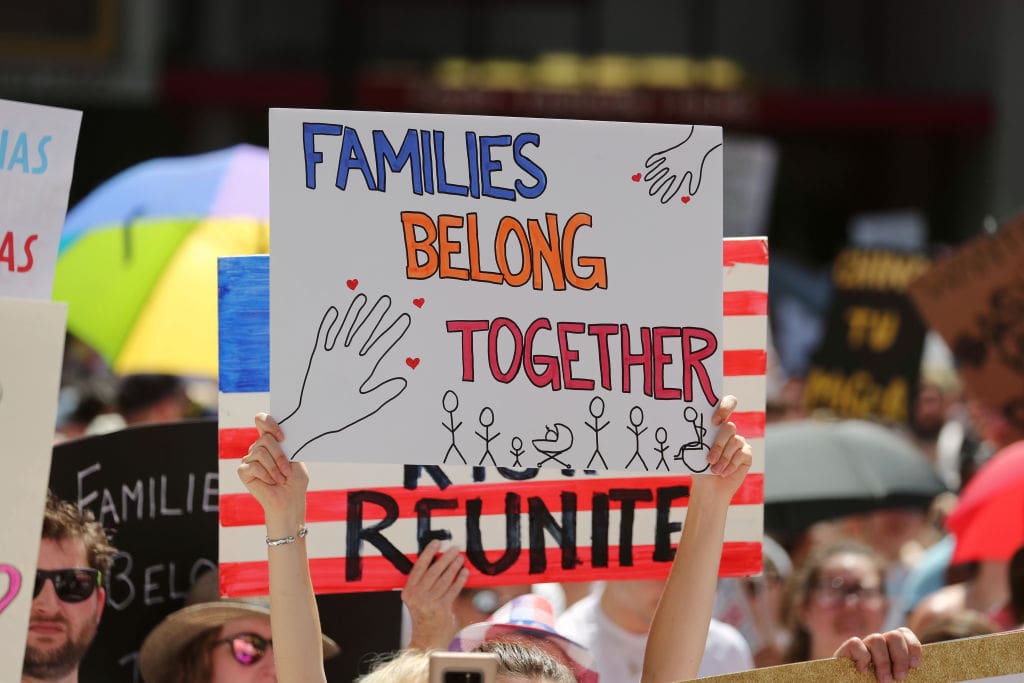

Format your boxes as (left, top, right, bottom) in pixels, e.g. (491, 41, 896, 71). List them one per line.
(948, 440, 1024, 563)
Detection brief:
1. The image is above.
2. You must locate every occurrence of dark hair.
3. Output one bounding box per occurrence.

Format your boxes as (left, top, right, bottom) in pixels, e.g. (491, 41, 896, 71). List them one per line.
(475, 640, 576, 683)
(117, 373, 184, 418)
(1010, 545, 1024, 624)
(783, 541, 886, 663)
(166, 626, 220, 683)
(42, 490, 117, 575)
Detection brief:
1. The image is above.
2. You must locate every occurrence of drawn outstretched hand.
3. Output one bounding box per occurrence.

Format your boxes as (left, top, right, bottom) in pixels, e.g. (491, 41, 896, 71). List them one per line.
(281, 294, 411, 459)
(642, 125, 722, 204)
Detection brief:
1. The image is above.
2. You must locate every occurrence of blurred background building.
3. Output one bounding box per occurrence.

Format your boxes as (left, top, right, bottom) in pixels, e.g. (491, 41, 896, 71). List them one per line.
(2, 0, 1020, 262)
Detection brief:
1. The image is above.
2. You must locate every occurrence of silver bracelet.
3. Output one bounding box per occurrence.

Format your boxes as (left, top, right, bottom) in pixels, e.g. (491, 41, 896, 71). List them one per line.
(266, 525, 308, 547)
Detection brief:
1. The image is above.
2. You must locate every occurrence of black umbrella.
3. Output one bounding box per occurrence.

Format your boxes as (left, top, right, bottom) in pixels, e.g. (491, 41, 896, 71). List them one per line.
(764, 419, 947, 538)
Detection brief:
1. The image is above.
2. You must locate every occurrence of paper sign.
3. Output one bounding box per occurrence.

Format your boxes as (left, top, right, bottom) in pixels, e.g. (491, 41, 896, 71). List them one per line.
(219, 237, 765, 596)
(0, 99, 81, 300)
(269, 110, 724, 471)
(0, 297, 67, 682)
(804, 247, 931, 423)
(701, 630, 1024, 682)
(907, 216, 1024, 431)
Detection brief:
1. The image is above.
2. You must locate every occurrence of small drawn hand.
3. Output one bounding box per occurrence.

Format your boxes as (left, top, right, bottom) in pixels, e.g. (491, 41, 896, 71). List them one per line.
(403, 540, 469, 650)
(642, 125, 722, 204)
(281, 294, 412, 459)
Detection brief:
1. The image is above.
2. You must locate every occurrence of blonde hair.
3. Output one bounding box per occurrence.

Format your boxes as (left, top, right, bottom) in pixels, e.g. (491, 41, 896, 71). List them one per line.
(357, 649, 430, 683)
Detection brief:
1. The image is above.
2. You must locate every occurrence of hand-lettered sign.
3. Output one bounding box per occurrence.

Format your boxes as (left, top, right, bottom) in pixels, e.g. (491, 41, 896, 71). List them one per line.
(219, 237, 766, 595)
(48, 421, 220, 683)
(908, 215, 1024, 431)
(0, 99, 81, 300)
(804, 247, 931, 423)
(0, 297, 66, 683)
(269, 110, 725, 471)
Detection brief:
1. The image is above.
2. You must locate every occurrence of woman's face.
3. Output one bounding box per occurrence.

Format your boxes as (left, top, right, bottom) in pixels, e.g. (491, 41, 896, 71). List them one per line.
(800, 552, 887, 658)
(209, 616, 276, 683)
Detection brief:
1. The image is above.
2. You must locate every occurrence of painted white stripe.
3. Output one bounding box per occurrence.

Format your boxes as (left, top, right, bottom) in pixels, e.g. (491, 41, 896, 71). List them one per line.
(723, 263, 769, 292)
(220, 504, 764, 563)
(218, 392, 271, 429)
(217, 435, 765, 496)
(723, 316, 768, 351)
(722, 374, 766, 402)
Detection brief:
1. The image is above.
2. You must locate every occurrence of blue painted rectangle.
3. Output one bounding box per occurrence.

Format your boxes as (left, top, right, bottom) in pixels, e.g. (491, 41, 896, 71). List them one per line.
(218, 255, 270, 392)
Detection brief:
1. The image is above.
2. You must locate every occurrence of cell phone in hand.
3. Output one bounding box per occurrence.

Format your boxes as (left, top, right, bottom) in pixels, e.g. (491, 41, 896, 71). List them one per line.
(428, 651, 499, 683)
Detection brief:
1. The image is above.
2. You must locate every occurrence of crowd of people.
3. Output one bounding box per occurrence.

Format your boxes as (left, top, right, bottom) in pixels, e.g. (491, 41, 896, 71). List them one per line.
(32, 374, 1024, 683)
(19, 308, 1023, 683)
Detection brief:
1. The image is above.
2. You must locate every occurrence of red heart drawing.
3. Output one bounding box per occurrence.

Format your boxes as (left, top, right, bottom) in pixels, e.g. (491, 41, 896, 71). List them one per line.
(0, 564, 22, 616)
(412, 297, 425, 308)
(681, 196, 691, 204)
(631, 172, 641, 182)
(346, 278, 359, 290)
(406, 357, 421, 370)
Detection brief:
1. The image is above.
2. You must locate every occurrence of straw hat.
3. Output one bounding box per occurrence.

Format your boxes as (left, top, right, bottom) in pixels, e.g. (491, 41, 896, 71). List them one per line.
(139, 573, 339, 682)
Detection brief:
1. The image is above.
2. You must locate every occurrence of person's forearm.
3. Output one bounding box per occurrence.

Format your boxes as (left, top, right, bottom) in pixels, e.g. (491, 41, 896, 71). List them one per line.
(266, 508, 328, 683)
(642, 484, 730, 683)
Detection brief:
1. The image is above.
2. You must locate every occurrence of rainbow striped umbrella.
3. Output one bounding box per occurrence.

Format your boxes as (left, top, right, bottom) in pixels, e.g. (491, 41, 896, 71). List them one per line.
(54, 145, 268, 378)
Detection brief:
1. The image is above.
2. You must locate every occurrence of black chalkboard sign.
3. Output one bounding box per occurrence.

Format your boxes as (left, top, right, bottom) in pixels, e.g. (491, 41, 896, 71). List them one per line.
(803, 247, 930, 423)
(49, 420, 220, 682)
(48, 420, 400, 683)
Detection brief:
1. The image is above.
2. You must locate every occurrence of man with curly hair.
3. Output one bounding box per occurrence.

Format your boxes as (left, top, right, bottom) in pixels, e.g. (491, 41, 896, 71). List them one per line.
(22, 491, 117, 683)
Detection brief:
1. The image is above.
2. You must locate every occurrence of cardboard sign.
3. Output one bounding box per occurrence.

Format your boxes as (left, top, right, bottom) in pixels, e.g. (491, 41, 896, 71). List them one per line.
(219, 236, 766, 596)
(701, 630, 1024, 682)
(803, 247, 931, 423)
(0, 99, 81, 300)
(269, 110, 725, 470)
(0, 298, 66, 683)
(908, 216, 1024, 431)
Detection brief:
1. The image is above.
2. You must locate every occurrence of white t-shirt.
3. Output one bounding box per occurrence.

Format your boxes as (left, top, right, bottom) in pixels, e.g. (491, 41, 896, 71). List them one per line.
(556, 593, 753, 682)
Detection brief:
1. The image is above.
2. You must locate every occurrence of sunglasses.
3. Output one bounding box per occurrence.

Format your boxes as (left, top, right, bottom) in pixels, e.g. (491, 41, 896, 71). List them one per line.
(33, 568, 101, 603)
(215, 633, 273, 666)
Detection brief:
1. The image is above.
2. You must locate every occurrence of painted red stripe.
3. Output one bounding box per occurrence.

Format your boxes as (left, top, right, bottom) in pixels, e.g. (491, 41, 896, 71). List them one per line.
(221, 473, 764, 526)
(731, 410, 765, 438)
(723, 291, 768, 316)
(723, 349, 766, 376)
(220, 541, 762, 596)
(723, 239, 769, 266)
(220, 427, 258, 459)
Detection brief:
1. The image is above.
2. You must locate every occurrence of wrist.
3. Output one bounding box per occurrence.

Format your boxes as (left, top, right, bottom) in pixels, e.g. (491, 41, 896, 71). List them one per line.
(688, 478, 731, 511)
(265, 509, 306, 538)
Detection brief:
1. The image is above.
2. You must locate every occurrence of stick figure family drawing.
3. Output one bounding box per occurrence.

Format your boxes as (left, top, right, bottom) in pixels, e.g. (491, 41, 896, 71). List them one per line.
(441, 390, 710, 472)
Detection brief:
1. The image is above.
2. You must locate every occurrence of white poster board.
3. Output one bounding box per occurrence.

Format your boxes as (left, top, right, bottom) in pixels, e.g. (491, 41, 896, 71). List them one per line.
(219, 237, 766, 595)
(270, 110, 724, 471)
(0, 99, 81, 300)
(0, 298, 67, 680)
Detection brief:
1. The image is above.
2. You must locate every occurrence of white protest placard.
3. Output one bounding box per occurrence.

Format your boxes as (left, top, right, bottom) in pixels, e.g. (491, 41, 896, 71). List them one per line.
(0, 99, 81, 300)
(0, 297, 67, 681)
(270, 110, 724, 471)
